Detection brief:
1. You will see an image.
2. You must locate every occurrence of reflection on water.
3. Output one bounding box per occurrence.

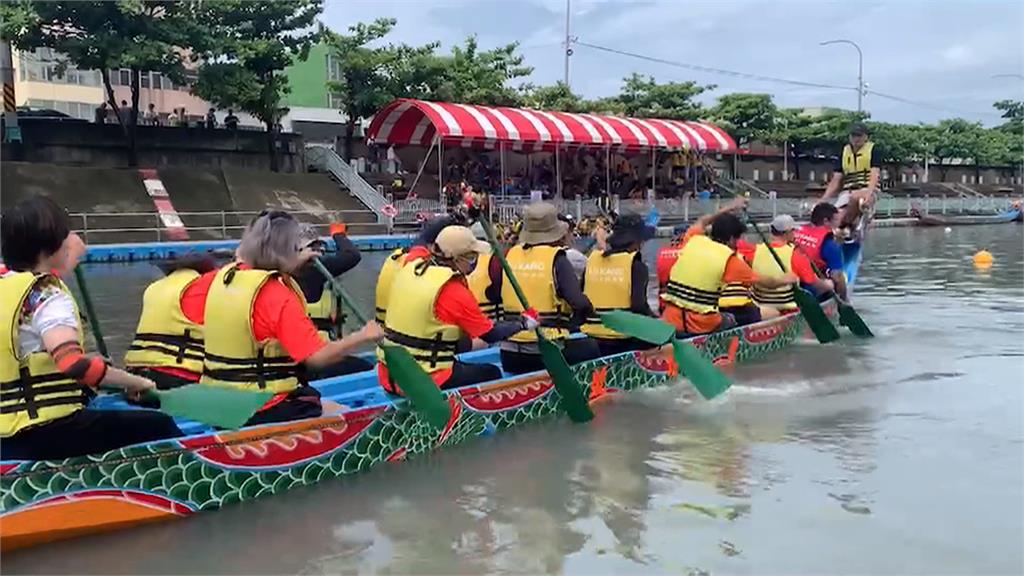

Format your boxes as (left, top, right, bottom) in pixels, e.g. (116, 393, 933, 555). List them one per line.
(7, 225, 1023, 575)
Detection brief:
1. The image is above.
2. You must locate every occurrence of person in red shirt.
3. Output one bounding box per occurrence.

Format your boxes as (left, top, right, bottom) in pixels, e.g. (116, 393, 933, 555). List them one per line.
(745, 215, 834, 318)
(377, 226, 538, 394)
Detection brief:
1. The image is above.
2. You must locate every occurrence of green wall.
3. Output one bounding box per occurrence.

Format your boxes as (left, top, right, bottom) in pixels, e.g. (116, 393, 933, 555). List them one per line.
(283, 42, 329, 108)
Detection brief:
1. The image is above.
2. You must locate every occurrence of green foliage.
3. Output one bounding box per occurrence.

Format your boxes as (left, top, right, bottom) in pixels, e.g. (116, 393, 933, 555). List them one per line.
(431, 36, 533, 107)
(521, 82, 589, 112)
(711, 93, 779, 145)
(603, 73, 713, 120)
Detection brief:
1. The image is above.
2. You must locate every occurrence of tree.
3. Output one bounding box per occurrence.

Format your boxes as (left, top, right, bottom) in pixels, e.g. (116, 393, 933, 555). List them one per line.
(711, 93, 779, 146)
(193, 0, 322, 172)
(993, 99, 1023, 181)
(430, 36, 533, 107)
(603, 73, 713, 120)
(1, 0, 209, 166)
(931, 118, 983, 181)
(777, 107, 866, 179)
(521, 82, 589, 112)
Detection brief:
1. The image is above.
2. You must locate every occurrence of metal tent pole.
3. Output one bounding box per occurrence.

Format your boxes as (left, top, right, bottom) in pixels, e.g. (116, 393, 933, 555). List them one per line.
(555, 144, 561, 199)
(438, 138, 444, 206)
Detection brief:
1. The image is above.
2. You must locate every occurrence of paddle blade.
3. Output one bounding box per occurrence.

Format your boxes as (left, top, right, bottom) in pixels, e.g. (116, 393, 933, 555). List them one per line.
(381, 345, 452, 431)
(599, 310, 674, 345)
(794, 289, 841, 343)
(838, 304, 873, 338)
(156, 386, 274, 430)
(537, 334, 593, 423)
(670, 340, 733, 400)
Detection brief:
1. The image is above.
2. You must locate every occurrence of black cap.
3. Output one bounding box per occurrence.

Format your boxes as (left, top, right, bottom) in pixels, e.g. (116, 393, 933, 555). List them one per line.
(607, 213, 656, 248)
(848, 122, 869, 136)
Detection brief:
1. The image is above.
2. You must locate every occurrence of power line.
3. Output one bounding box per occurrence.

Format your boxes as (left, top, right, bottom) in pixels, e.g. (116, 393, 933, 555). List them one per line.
(574, 40, 858, 92)
(864, 89, 1002, 119)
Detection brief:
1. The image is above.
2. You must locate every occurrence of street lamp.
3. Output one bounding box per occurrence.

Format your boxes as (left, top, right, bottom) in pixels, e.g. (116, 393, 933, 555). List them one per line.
(821, 39, 864, 113)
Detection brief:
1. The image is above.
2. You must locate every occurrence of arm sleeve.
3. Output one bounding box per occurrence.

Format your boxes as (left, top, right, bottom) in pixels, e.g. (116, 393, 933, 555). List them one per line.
(31, 292, 81, 337)
(327, 233, 362, 275)
(870, 145, 882, 168)
(552, 252, 593, 316)
(722, 254, 757, 285)
(630, 257, 655, 316)
(484, 254, 503, 303)
(479, 321, 524, 344)
(252, 282, 326, 364)
(833, 156, 843, 171)
(434, 280, 495, 339)
(819, 239, 845, 272)
(790, 251, 819, 284)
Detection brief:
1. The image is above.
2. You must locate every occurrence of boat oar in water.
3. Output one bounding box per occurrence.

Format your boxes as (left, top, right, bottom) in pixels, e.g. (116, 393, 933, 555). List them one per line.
(478, 218, 594, 423)
(792, 249, 873, 338)
(598, 310, 732, 400)
(72, 266, 272, 429)
(745, 215, 841, 344)
(313, 258, 451, 431)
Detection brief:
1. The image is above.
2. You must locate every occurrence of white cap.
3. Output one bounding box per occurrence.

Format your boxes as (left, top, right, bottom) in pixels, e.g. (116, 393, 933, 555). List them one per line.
(770, 214, 797, 234)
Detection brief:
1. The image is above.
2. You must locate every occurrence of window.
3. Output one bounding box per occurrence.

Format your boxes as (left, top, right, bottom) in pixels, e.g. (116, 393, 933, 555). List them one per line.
(119, 69, 131, 86)
(141, 72, 150, 88)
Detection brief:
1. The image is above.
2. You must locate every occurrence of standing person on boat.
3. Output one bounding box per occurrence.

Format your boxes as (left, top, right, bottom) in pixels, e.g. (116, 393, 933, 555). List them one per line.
(749, 215, 835, 316)
(495, 203, 602, 374)
(377, 226, 539, 393)
(199, 211, 383, 426)
(793, 203, 848, 300)
(580, 214, 659, 356)
(1, 196, 183, 461)
(123, 254, 218, 390)
(375, 215, 461, 323)
(821, 122, 880, 239)
(661, 212, 798, 336)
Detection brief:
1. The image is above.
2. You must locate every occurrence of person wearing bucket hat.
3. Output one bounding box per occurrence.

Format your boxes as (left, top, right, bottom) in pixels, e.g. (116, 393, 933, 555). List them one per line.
(377, 225, 544, 394)
(822, 121, 881, 239)
(579, 214, 659, 356)
(747, 215, 835, 319)
(495, 203, 602, 375)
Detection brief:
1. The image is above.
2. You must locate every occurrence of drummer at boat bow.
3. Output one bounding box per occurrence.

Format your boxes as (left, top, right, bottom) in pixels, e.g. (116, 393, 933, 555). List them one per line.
(1, 195, 183, 461)
(580, 214, 659, 356)
(821, 122, 880, 237)
(493, 203, 602, 375)
(376, 225, 538, 393)
(199, 211, 383, 426)
(794, 203, 848, 300)
(749, 215, 834, 315)
(661, 212, 799, 335)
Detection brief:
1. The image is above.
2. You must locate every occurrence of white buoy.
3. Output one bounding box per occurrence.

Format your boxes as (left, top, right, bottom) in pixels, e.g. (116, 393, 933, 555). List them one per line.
(944, 227, 952, 233)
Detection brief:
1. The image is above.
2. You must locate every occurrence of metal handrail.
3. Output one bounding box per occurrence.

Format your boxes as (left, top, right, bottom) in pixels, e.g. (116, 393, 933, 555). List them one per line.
(307, 144, 389, 225)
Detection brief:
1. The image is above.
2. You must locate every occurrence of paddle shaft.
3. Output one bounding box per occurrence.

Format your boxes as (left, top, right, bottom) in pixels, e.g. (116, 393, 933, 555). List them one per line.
(478, 219, 532, 311)
(73, 266, 110, 358)
(746, 216, 791, 274)
(313, 258, 368, 325)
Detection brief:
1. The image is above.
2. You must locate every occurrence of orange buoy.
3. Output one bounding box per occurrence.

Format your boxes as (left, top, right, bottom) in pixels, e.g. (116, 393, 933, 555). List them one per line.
(973, 250, 994, 268)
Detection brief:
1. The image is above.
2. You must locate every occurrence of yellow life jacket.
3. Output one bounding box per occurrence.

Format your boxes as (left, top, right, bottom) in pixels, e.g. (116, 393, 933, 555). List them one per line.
(751, 243, 797, 310)
(1, 272, 89, 437)
(200, 264, 304, 393)
(124, 269, 205, 373)
(375, 248, 412, 323)
(376, 260, 461, 374)
(305, 280, 347, 341)
(501, 245, 571, 343)
(841, 141, 875, 191)
(719, 281, 753, 308)
(662, 235, 733, 314)
(580, 251, 635, 339)
(467, 252, 501, 321)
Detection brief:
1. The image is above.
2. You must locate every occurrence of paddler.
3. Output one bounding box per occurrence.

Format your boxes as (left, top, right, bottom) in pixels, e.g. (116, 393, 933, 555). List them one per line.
(294, 221, 361, 342)
(494, 202, 602, 374)
(199, 211, 383, 426)
(656, 198, 749, 293)
(123, 254, 218, 390)
(467, 222, 502, 321)
(375, 215, 460, 323)
(793, 203, 848, 300)
(821, 122, 880, 239)
(580, 214, 659, 356)
(1, 195, 182, 461)
(661, 212, 799, 335)
(377, 226, 539, 393)
(749, 215, 835, 316)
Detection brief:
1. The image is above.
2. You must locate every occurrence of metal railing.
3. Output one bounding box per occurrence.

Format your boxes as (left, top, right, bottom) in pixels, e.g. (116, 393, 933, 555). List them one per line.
(306, 144, 389, 225)
(69, 209, 375, 244)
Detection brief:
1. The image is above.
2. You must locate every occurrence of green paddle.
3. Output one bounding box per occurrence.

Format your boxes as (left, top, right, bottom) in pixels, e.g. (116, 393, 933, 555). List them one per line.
(796, 250, 874, 338)
(478, 218, 593, 423)
(746, 216, 840, 344)
(599, 310, 733, 400)
(312, 258, 451, 431)
(73, 266, 272, 429)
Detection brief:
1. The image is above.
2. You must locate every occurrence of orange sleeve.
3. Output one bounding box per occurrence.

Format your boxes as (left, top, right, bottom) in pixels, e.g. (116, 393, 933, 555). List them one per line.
(179, 269, 217, 325)
(790, 250, 818, 284)
(682, 223, 705, 244)
(722, 254, 757, 285)
(403, 245, 430, 264)
(251, 280, 326, 363)
(736, 239, 756, 264)
(434, 279, 494, 339)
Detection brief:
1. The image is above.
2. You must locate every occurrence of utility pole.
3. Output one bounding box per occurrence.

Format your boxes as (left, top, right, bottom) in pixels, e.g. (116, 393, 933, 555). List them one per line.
(563, 0, 572, 88)
(1, 41, 20, 143)
(821, 39, 864, 113)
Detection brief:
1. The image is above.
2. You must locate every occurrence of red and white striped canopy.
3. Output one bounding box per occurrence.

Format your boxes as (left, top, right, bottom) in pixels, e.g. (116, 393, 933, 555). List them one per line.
(366, 99, 736, 153)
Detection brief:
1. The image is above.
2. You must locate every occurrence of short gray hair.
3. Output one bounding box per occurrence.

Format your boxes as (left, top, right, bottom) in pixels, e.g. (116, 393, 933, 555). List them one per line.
(236, 212, 302, 272)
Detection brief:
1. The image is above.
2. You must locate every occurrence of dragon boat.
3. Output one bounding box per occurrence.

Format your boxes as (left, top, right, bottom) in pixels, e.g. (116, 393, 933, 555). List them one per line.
(0, 238, 866, 552)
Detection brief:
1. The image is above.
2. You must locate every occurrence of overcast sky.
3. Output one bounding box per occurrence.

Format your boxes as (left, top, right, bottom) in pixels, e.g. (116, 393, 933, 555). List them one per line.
(321, 0, 1023, 126)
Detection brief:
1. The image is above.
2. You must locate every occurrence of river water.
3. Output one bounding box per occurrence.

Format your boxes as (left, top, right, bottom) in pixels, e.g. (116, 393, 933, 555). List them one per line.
(5, 225, 1023, 575)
